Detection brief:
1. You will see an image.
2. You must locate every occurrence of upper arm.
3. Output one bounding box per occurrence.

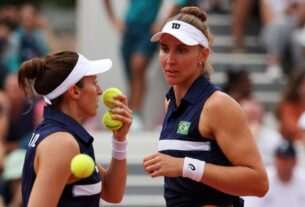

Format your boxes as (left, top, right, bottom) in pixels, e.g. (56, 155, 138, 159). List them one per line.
(28, 132, 79, 207)
(200, 92, 263, 169)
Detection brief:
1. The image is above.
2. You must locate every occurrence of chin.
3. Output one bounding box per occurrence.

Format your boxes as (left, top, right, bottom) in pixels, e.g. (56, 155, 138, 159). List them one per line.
(166, 79, 178, 86)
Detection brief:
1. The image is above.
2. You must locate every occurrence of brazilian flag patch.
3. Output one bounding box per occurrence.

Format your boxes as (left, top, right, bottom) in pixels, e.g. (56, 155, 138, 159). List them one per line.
(177, 121, 191, 135)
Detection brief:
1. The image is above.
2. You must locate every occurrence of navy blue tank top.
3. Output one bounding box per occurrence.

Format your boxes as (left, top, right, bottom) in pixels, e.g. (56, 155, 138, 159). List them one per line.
(159, 75, 242, 207)
(21, 107, 101, 207)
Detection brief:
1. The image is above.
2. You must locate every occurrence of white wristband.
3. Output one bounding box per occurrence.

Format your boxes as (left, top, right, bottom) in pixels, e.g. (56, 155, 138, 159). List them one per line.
(182, 157, 205, 182)
(112, 138, 127, 160)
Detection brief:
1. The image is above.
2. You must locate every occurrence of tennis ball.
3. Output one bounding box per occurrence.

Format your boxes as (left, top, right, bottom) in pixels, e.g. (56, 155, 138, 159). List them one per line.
(70, 154, 95, 178)
(102, 87, 123, 109)
(103, 111, 123, 130)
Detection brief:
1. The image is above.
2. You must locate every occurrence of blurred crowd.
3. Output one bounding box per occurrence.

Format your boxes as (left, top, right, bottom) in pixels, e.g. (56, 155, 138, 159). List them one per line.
(0, 0, 305, 206)
(0, 3, 49, 207)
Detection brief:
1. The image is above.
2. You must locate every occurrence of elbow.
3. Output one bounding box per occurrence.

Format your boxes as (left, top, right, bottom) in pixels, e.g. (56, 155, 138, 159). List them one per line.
(258, 179, 269, 197)
(102, 193, 124, 204)
(254, 174, 269, 197)
(108, 197, 123, 204)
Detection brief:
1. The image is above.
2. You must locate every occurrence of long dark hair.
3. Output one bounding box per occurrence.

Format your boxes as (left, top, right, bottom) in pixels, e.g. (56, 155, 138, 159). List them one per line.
(18, 51, 79, 108)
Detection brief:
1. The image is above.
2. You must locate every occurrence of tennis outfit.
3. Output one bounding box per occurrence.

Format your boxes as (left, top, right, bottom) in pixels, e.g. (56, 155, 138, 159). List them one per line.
(158, 75, 243, 207)
(22, 107, 101, 207)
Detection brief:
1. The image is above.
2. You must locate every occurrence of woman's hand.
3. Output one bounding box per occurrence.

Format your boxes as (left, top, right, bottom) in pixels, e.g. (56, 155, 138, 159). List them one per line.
(109, 94, 132, 141)
(143, 152, 184, 178)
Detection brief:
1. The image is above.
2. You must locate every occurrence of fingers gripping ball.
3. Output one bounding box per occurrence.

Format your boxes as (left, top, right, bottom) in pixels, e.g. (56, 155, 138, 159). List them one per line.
(103, 111, 123, 130)
(70, 154, 95, 178)
(102, 87, 122, 109)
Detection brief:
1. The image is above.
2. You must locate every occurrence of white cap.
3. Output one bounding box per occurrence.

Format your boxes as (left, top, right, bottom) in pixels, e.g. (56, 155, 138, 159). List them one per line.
(151, 20, 209, 48)
(43, 53, 112, 104)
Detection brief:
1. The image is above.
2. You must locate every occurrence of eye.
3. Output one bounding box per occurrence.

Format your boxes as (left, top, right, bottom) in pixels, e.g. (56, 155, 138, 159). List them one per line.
(160, 45, 169, 53)
(177, 47, 187, 54)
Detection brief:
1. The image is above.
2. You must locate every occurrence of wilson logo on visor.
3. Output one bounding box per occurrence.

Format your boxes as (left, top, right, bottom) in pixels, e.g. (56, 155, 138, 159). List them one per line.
(172, 23, 180, 29)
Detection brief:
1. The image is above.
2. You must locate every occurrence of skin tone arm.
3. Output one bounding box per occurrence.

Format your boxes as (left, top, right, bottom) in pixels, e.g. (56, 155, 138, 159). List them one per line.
(279, 102, 303, 140)
(102, 0, 125, 33)
(199, 92, 268, 196)
(28, 132, 80, 207)
(0, 92, 9, 170)
(99, 94, 132, 203)
(0, 91, 10, 143)
(28, 94, 131, 206)
(143, 91, 268, 197)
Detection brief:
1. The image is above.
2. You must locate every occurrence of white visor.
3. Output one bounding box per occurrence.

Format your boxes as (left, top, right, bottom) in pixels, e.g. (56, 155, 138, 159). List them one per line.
(43, 53, 112, 105)
(151, 20, 209, 48)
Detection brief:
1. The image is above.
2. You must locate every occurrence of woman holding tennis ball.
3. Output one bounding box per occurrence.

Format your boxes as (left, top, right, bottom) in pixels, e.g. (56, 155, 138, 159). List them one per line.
(18, 51, 132, 207)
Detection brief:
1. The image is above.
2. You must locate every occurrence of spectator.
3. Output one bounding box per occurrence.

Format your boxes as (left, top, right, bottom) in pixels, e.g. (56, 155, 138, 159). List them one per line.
(0, 5, 19, 30)
(276, 69, 305, 141)
(0, 149, 25, 207)
(260, 0, 305, 81)
(0, 19, 12, 88)
(3, 74, 38, 153)
(0, 91, 10, 207)
(240, 98, 282, 166)
(0, 90, 11, 144)
(231, 0, 259, 52)
(244, 140, 305, 207)
(6, 4, 49, 73)
(223, 66, 253, 103)
(103, 0, 163, 131)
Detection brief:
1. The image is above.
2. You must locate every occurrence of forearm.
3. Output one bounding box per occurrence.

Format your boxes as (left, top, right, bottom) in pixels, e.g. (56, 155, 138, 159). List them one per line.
(103, 0, 116, 22)
(202, 163, 268, 197)
(101, 159, 127, 203)
(100, 138, 127, 203)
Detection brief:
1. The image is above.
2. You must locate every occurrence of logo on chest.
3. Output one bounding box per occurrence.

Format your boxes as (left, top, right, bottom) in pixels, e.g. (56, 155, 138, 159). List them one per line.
(177, 121, 191, 135)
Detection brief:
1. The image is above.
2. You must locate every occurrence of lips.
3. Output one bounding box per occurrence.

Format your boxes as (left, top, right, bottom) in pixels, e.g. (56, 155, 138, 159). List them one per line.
(165, 69, 178, 76)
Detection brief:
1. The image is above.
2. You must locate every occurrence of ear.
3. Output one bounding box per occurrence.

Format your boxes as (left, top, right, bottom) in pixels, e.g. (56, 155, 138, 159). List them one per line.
(199, 47, 210, 63)
(66, 85, 81, 101)
(202, 48, 210, 61)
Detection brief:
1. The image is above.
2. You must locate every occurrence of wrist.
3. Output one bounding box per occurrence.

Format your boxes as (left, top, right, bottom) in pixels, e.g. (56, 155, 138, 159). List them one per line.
(182, 157, 205, 182)
(112, 137, 127, 160)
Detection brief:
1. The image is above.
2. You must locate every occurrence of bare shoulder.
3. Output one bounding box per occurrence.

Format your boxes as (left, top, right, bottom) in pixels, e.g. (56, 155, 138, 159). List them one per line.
(37, 132, 80, 157)
(200, 91, 245, 137)
(203, 91, 243, 120)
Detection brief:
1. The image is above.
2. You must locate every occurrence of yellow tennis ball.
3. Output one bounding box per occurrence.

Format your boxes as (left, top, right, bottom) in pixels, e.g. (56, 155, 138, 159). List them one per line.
(102, 87, 123, 109)
(103, 111, 123, 130)
(70, 154, 95, 178)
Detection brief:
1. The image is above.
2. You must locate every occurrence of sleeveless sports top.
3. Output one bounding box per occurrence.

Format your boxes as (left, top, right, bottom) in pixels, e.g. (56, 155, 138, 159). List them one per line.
(22, 107, 101, 207)
(159, 75, 242, 207)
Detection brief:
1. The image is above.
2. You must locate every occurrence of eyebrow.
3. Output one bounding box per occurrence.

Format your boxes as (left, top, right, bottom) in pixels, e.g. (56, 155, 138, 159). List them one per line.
(160, 42, 187, 47)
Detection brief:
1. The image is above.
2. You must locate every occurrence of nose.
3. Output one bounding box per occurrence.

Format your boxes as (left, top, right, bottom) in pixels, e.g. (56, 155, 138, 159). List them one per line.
(166, 51, 176, 65)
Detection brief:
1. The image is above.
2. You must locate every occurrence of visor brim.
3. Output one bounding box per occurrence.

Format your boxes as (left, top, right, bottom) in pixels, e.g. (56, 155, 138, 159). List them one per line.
(86, 59, 112, 76)
(151, 31, 199, 46)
